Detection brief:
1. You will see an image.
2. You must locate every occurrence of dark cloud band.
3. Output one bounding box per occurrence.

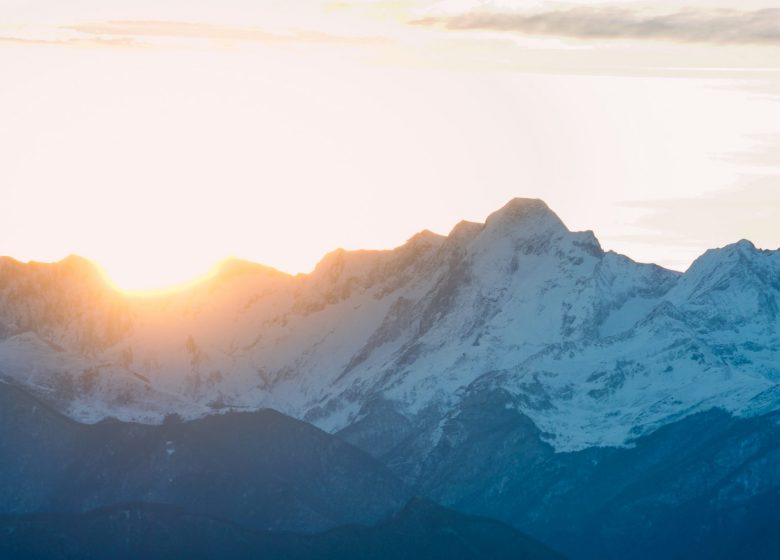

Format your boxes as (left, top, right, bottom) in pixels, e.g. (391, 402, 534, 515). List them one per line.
(413, 7, 780, 46)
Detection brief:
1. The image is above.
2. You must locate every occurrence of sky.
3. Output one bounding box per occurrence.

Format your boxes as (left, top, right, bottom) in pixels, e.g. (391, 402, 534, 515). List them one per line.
(1, 0, 779, 291)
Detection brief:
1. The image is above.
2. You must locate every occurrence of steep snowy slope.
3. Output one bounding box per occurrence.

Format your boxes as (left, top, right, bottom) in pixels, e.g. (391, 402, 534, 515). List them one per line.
(0, 198, 778, 456)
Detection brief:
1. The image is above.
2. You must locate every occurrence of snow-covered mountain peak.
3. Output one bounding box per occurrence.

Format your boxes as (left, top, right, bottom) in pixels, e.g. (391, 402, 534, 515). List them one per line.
(58, 253, 99, 270)
(683, 238, 775, 274)
(308, 248, 393, 290)
(661, 239, 780, 336)
(445, 220, 483, 247)
(1, 198, 778, 457)
(671, 239, 780, 301)
(212, 258, 288, 283)
(483, 198, 566, 238)
(688, 239, 758, 271)
(406, 229, 446, 248)
(0, 254, 104, 287)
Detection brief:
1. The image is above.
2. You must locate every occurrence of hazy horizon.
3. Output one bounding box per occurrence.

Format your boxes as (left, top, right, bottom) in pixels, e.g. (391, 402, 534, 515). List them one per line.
(2, 0, 778, 290)
(1, 195, 774, 296)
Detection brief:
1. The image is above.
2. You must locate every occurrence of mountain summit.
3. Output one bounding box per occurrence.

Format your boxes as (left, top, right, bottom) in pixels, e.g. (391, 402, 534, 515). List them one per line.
(484, 197, 567, 234)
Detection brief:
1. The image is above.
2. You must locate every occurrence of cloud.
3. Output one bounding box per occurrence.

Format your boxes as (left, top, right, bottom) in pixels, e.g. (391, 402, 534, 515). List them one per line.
(0, 34, 141, 49)
(413, 7, 780, 46)
(598, 176, 779, 270)
(0, 19, 386, 50)
(65, 20, 385, 46)
(722, 134, 780, 169)
(618, 176, 780, 248)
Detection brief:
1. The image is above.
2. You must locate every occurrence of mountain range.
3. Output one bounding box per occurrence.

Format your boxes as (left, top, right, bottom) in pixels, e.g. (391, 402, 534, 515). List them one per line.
(1, 198, 779, 558)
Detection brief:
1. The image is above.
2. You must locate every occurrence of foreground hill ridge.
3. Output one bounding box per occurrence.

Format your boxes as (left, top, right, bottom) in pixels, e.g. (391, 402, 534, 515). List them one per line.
(0, 196, 778, 453)
(0, 379, 410, 532)
(0, 381, 563, 559)
(0, 499, 565, 560)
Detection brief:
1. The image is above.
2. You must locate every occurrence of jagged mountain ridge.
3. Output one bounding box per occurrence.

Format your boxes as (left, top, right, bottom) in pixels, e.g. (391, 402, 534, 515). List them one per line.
(0, 198, 778, 455)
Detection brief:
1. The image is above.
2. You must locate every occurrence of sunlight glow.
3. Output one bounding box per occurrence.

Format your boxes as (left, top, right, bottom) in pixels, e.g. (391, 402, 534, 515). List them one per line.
(1, 1, 778, 290)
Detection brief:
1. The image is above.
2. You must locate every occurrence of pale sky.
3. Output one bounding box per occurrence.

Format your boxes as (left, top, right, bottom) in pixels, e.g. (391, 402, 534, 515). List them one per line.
(1, 0, 779, 291)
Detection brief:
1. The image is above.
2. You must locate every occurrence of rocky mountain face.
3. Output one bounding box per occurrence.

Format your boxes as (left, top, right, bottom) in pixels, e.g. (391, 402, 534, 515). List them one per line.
(1, 197, 779, 557)
(397, 396, 780, 559)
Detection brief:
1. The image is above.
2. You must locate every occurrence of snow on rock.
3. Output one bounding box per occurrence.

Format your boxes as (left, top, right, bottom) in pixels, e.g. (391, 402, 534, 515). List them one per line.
(0, 198, 778, 453)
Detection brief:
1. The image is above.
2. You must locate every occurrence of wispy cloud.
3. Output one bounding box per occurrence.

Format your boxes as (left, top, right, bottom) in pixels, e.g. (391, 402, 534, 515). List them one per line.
(413, 7, 780, 46)
(0, 34, 142, 49)
(618, 176, 780, 248)
(722, 134, 780, 169)
(0, 19, 386, 50)
(66, 20, 384, 46)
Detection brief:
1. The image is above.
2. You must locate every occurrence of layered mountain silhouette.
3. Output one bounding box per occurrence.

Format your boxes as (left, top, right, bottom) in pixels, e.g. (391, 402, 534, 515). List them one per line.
(0, 500, 564, 560)
(1, 198, 779, 558)
(0, 381, 408, 532)
(0, 380, 561, 559)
